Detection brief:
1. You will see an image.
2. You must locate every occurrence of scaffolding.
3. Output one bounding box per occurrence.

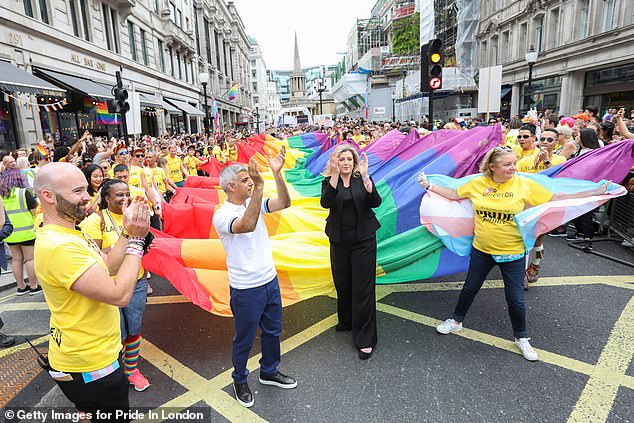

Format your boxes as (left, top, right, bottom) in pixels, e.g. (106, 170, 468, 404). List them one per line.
(348, 18, 386, 70)
(434, 0, 458, 67)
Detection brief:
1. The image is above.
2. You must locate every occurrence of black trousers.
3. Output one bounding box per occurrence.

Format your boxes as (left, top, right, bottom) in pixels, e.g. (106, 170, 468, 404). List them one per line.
(54, 363, 130, 422)
(573, 209, 598, 239)
(330, 235, 378, 349)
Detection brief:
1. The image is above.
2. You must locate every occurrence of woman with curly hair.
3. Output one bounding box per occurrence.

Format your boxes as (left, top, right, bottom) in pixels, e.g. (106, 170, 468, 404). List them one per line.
(82, 164, 104, 215)
(0, 169, 41, 295)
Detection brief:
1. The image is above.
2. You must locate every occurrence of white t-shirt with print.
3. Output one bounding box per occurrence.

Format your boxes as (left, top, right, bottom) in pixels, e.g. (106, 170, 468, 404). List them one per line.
(213, 197, 277, 289)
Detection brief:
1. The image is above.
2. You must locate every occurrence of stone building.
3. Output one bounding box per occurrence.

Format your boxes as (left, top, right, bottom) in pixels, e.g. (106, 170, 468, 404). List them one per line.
(0, 0, 252, 149)
(477, 0, 634, 117)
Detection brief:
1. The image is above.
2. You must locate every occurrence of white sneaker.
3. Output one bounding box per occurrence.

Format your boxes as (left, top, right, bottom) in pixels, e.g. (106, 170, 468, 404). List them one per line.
(436, 318, 463, 335)
(622, 240, 633, 248)
(515, 337, 539, 361)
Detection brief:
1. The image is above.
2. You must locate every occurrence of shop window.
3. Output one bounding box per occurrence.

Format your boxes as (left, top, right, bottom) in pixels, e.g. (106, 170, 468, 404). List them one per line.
(601, 0, 618, 31)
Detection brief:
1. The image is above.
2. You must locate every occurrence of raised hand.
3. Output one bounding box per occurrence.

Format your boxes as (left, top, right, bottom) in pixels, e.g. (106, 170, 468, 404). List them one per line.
(417, 172, 430, 189)
(596, 180, 611, 195)
(248, 157, 264, 187)
(268, 145, 286, 174)
(359, 152, 369, 178)
(122, 196, 150, 238)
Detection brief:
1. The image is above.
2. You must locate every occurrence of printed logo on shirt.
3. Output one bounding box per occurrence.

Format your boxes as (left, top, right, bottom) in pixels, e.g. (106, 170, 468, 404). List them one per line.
(475, 209, 515, 224)
(50, 327, 62, 347)
(483, 190, 514, 198)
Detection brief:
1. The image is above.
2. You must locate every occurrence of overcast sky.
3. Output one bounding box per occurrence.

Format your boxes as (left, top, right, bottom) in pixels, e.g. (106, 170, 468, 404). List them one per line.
(232, 0, 373, 70)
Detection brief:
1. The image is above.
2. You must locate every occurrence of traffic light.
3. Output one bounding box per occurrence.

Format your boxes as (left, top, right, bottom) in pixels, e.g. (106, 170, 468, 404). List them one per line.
(112, 86, 130, 114)
(428, 38, 443, 90)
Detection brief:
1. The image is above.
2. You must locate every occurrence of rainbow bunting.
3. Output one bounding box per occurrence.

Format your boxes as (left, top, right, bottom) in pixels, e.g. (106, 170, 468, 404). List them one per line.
(227, 83, 239, 101)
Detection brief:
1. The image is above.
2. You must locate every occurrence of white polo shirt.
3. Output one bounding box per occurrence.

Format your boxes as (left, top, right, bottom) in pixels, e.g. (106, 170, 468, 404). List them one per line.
(213, 197, 277, 289)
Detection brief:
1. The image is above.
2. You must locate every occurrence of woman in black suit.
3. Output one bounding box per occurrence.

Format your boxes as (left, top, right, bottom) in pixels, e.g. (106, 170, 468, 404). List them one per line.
(320, 144, 382, 360)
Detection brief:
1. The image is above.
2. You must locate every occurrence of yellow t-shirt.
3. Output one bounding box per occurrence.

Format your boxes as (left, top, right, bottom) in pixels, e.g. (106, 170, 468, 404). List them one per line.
(512, 145, 538, 160)
(107, 168, 114, 179)
(517, 154, 566, 173)
(80, 210, 144, 280)
(167, 155, 184, 183)
(456, 175, 553, 255)
(34, 224, 121, 372)
(183, 155, 198, 177)
(150, 166, 167, 194)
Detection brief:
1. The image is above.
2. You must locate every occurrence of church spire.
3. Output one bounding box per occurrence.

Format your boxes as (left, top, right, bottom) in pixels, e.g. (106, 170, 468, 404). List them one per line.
(293, 32, 302, 74)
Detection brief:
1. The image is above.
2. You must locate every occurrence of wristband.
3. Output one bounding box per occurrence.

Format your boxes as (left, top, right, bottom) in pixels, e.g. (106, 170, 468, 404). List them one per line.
(426, 182, 434, 192)
(129, 236, 146, 246)
(125, 247, 144, 258)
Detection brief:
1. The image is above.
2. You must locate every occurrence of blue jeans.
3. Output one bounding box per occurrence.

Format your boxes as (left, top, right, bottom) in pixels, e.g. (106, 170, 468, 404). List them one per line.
(120, 276, 148, 340)
(229, 276, 282, 384)
(175, 180, 184, 188)
(453, 248, 527, 339)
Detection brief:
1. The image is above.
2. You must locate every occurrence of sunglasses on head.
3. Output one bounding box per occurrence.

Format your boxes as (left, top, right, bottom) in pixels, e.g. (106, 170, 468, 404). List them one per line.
(518, 134, 532, 139)
(118, 150, 129, 155)
(494, 145, 513, 152)
(540, 137, 555, 142)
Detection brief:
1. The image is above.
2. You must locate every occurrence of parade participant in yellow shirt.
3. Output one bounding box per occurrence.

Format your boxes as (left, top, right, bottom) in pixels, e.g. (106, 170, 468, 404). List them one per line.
(128, 148, 153, 191)
(33, 163, 149, 418)
(166, 145, 188, 187)
(183, 145, 209, 178)
(146, 152, 175, 200)
(512, 125, 539, 160)
(82, 164, 104, 216)
(108, 144, 129, 178)
(80, 178, 150, 392)
(418, 147, 608, 362)
(517, 128, 567, 286)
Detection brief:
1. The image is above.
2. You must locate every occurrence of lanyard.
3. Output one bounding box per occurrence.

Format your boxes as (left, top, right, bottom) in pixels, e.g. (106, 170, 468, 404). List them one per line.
(104, 209, 122, 237)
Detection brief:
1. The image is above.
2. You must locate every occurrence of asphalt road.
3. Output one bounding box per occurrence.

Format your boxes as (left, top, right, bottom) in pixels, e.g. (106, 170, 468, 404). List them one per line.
(1, 236, 633, 423)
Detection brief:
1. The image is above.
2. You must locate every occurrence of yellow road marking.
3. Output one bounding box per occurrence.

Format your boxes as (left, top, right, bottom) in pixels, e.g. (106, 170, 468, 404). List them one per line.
(0, 302, 49, 312)
(567, 295, 634, 422)
(141, 339, 266, 422)
(376, 302, 634, 391)
(0, 335, 48, 359)
(135, 392, 201, 423)
(0, 293, 16, 303)
(146, 295, 191, 305)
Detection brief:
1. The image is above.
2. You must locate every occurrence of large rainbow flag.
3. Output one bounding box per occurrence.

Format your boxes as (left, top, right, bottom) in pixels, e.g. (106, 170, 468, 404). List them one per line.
(227, 83, 239, 101)
(143, 129, 634, 316)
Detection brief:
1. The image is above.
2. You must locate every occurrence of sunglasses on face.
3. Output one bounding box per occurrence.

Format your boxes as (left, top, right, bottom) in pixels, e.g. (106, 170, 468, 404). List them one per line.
(118, 150, 129, 155)
(135, 154, 145, 158)
(540, 137, 555, 142)
(518, 134, 532, 139)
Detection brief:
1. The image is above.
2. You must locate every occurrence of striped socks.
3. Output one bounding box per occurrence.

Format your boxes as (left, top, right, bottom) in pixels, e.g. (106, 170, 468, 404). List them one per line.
(123, 334, 141, 377)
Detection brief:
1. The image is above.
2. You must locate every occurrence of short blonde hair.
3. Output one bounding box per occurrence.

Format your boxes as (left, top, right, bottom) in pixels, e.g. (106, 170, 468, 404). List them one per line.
(479, 146, 516, 178)
(322, 144, 361, 178)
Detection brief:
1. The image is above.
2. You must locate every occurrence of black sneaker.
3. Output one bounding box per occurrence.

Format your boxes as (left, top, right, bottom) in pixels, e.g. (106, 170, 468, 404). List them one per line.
(29, 286, 43, 296)
(233, 381, 254, 408)
(259, 371, 297, 389)
(583, 239, 594, 251)
(547, 226, 567, 237)
(0, 332, 15, 348)
(16, 287, 29, 296)
(565, 233, 582, 241)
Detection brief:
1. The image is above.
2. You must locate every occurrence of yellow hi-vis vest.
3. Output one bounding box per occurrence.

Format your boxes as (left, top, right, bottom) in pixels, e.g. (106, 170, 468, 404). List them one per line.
(4, 188, 35, 243)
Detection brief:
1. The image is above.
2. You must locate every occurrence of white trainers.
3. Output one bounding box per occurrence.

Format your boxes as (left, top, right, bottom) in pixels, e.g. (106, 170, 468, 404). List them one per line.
(515, 337, 539, 361)
(436, 318, 463, 335)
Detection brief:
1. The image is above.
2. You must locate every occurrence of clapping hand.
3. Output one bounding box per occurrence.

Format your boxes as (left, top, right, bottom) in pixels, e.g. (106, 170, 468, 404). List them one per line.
(248, 157, 264, 187)
(359, 152, 369, 178)
(268, 145, 286, 174)
(122, 196, 150, 238)
(329, 153, 339, 176)
(417, 172, 430, 189)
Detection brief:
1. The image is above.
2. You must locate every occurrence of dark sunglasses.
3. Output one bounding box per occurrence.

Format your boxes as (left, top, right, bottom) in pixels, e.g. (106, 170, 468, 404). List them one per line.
(518, 134, 532, 139)
(135, 154, 145, 158)
(118, 150, 129, 155)
(540, 137, 555, 142)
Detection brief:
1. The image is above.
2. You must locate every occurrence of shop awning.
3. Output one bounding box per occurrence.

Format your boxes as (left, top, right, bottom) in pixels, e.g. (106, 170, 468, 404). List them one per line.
(161, 98, 181, 114)
(36, 68, 114, 99)
(138, 93, 164, 108)
(166, 99, 204, 117)
(0, 60, 65, 96)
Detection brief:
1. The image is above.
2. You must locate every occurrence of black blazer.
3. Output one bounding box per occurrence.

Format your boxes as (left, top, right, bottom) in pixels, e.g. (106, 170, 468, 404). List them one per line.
(320, 175, 382, 243)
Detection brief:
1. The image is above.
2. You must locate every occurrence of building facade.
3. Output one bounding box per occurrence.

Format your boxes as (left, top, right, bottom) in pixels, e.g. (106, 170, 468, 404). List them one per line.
(248, 36, 270, 127)
(0, 0, 252, 149)
(477, 0, 634, 117)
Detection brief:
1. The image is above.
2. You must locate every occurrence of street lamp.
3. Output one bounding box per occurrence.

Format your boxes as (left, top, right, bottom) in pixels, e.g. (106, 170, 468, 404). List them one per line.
(391, 93, 396, 123)
(198, 71, 210, 135)
(316, 78, 326, 115)
(525, 46, 538, 111)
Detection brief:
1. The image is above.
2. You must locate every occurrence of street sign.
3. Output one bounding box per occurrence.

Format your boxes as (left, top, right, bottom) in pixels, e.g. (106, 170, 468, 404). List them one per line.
(429, 77, 442, 90)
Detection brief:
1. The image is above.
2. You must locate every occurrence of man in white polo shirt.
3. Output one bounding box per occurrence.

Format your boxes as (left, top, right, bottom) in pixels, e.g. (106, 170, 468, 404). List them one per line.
(213, 147, 294, 408)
